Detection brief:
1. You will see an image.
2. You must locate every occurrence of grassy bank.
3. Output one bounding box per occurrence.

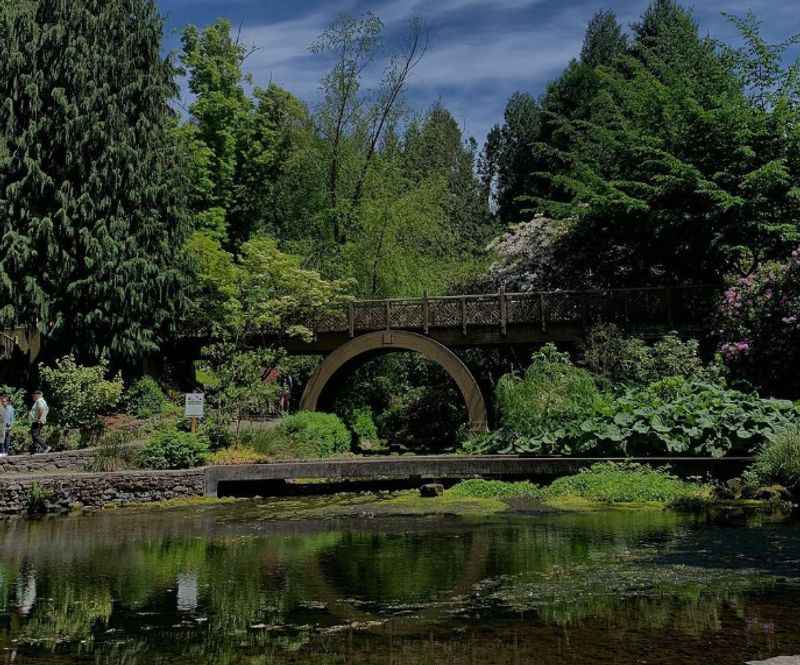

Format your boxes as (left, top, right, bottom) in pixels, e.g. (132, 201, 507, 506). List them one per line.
(448, 462, 710, 506)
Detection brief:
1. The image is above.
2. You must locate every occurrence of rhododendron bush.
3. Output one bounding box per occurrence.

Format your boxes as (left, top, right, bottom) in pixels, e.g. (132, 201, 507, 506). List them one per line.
(488, 215, 588, 291)
(718, 248, 800, 397)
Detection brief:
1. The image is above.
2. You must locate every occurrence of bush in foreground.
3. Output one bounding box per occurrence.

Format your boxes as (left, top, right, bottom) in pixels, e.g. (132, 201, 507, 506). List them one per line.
(278, 412, 351, 457)
(447, 464, 708, 505)
(546, 463, 707, 504)
(746, 427, 800, 490)
(208, 447, 267, 466)
(39, 355, 124, 444)
(471, 345, 798, 458)
(495, 344, 604, 438)
(137, 429, 209, 470)
(222, 413, 352, 461)
(124, 377, 167, 418)
(448, 479, 545, 500)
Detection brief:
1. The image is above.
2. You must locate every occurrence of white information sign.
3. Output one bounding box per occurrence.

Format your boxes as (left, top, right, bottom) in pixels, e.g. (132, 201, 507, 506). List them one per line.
(184, 393, 205, 418)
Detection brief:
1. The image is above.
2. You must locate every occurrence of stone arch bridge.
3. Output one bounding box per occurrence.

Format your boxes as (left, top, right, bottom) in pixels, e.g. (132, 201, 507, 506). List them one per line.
(263, 286, 719, 432)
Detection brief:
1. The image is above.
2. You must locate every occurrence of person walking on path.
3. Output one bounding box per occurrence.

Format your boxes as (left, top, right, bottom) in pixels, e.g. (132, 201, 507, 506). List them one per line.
(0, 394, 13, 457)
(29, 390, 49, 455)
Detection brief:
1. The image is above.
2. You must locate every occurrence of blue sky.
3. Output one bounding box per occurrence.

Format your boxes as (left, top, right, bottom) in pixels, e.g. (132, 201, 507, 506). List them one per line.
(156, 0, 799, 144)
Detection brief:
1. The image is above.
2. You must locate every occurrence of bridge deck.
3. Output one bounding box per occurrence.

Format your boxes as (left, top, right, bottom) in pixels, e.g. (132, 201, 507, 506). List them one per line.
(273, 286, 721, 353)
(205, 455, 750, 496)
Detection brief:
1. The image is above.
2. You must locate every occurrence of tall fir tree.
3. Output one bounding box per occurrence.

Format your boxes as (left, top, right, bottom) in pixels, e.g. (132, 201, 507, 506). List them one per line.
(179, 20, 316, 247)
(403, 103, 493, 255)
(528, 1, 800, 286)
(483, 92, 543, 225)
(580, 10, 627, 68)
(0, 0, 188, 364)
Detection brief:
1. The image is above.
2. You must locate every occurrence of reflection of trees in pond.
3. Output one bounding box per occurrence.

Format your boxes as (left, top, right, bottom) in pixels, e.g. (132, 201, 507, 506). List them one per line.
(0, 509, 796, 665)
(315, 512, 692, 606)
(0, 532, 345, 657)
(318, 531, 480, 603)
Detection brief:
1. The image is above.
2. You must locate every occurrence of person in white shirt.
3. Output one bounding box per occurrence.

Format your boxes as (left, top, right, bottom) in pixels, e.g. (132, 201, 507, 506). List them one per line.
(29, 390, 49, 455)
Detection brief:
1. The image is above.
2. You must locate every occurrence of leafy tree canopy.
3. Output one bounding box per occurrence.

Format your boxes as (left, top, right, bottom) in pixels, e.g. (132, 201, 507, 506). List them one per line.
(484, 0, 800, 289)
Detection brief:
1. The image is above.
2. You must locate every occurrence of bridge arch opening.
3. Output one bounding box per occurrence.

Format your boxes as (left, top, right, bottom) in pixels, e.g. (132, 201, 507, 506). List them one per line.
(300, 331, 489, 435)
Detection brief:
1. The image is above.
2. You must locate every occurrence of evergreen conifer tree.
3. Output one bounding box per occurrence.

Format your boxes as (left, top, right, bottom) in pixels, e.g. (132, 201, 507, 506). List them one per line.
(581, 10, 627, 68)
(0, 0, 188, 364)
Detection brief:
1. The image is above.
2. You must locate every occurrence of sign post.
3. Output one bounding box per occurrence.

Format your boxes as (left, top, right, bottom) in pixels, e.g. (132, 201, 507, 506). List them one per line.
(184, 393, 205, 433)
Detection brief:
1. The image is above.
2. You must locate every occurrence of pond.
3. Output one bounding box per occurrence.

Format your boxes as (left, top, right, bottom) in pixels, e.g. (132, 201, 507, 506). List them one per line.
(0, 498, 798, 664)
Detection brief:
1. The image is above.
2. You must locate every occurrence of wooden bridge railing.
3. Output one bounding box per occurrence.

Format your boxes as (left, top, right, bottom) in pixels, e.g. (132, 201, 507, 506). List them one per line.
(307, 286, 722, 338)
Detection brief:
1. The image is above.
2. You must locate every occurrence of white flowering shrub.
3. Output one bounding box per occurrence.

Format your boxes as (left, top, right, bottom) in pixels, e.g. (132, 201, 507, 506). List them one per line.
(487, 215, 576, 291)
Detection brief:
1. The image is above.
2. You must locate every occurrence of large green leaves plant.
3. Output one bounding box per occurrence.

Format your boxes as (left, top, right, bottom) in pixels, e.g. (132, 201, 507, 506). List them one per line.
(472, 349, 798, 458)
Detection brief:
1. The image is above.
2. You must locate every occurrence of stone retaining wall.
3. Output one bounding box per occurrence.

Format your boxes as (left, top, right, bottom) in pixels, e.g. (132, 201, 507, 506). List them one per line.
(0, 448, 98, 474)
(0, 469, 206, 516)
(0, 444, 142, 474)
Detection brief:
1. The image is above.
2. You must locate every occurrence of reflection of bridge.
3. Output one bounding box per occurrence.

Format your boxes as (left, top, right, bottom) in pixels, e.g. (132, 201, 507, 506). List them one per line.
(275, 286, 720, 431)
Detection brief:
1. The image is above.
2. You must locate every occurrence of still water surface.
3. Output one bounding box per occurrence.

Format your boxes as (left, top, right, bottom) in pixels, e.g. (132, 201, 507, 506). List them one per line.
(0, 498, 798, 664)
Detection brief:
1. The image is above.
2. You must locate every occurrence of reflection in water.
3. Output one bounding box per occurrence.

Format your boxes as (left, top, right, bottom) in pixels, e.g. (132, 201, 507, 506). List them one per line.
(0, 502, 797, 664)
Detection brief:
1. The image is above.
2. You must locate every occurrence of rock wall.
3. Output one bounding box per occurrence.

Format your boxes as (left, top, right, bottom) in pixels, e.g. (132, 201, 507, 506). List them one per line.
(0, 469, 206, 516)
(0, 448, 99, 474)
(0, 444, 142, 474)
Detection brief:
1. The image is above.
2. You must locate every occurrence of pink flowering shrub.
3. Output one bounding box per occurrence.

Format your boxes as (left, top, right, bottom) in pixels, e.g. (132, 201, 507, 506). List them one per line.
(717, 248, 800, 397)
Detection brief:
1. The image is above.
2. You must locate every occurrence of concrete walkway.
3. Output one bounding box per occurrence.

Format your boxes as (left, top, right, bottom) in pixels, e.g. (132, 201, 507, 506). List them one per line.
(204, 455, 752, 497)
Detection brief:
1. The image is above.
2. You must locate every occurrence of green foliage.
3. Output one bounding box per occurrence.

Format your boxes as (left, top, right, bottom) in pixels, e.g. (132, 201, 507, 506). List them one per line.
(186, 232, 351, 338)
(25, 481, 54, 515)
(180, 19, 317, 246)
(88, 429, 138, 473)
(547, 463, 707, 504)
(484, 2, 800, 290)
(447, 465, 707, 505)
(39, 356, 124, 441)
(237, 413, 351, 461)
(495, 344, 605, 436)
(137, 429, 210, 470)
(350, 407, 379, 443)
(447, 479, 545, 500)
(583, 325, 713, 386)
(124, 377, 167, 419)
(277, 412, 351, 458)
(198, 416, 235, 451)
(746, 427, 800, 489)
(580, 10, 627, 67)
(199, 344, 280, 439)
(0, 0, 188, 362)
(475, 349, 798, 457)
(481, 92, 542, 226)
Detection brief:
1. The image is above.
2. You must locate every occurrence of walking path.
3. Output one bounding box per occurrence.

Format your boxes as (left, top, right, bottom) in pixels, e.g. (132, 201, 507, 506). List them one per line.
(204, 455, 752, 497)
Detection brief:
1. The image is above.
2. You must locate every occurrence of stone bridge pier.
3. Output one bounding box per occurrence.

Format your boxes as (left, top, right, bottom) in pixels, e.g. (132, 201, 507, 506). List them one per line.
(299, 330, 489, 432)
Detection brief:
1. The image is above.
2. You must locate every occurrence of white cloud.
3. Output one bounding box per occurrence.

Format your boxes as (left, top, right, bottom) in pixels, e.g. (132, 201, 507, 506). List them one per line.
(376, 0, 546, 25)
(236, 9, 337, 97)
(226, 0, 586, 141)
(411, 30, 580, 88)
